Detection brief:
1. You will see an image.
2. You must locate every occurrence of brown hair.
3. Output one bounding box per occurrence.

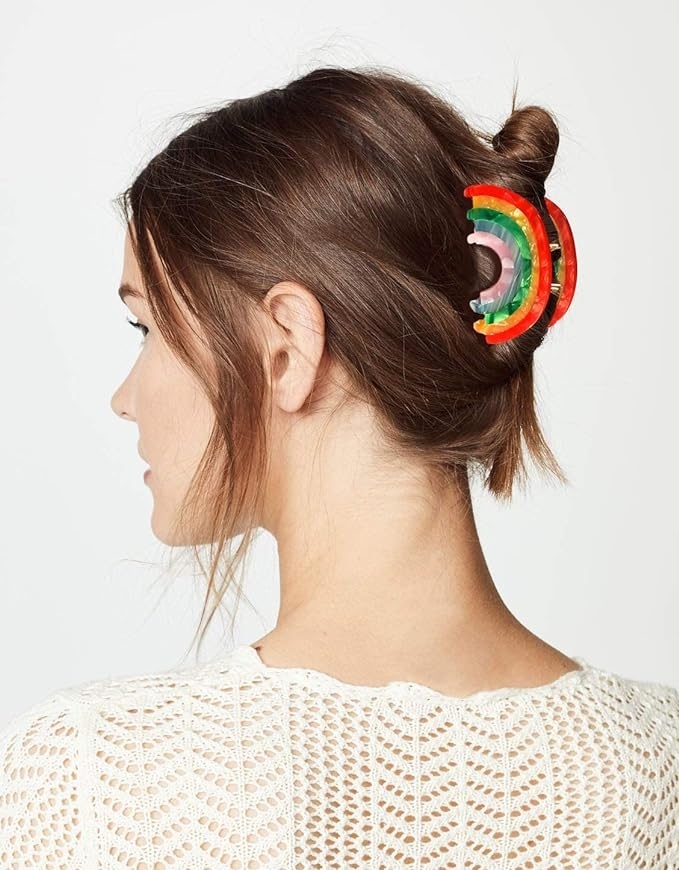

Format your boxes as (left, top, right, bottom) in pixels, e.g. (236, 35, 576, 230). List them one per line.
(113, 65, 569, 658)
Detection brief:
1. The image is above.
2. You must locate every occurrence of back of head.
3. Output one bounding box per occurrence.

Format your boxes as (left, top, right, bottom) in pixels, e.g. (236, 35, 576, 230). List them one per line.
(115, 65, 569, 649)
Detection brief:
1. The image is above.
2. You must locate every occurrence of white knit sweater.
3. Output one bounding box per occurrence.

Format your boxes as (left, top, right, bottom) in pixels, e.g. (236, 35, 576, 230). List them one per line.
(1, 644, 677, 869)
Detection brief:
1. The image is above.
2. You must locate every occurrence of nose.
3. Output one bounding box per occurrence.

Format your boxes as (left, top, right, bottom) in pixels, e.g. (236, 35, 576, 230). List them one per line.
(110, 380, 136, 422)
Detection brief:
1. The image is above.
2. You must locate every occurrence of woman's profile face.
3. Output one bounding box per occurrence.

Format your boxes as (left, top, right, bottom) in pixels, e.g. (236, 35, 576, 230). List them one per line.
(110, 228, 215, 545)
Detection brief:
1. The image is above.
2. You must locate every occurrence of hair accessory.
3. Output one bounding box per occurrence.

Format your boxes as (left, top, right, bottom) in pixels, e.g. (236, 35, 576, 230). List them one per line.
(464, 184, 577, 344)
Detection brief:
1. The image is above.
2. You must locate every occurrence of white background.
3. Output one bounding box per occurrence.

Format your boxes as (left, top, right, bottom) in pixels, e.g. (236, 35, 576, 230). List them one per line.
(1, 0, 676, 726)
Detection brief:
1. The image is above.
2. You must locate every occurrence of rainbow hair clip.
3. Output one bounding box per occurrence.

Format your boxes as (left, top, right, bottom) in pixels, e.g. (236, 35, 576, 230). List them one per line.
(464, 184, 577, 344)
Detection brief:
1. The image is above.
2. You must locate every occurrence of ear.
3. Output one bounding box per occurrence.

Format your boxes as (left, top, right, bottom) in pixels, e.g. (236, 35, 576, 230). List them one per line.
(258, 280, 327, 415)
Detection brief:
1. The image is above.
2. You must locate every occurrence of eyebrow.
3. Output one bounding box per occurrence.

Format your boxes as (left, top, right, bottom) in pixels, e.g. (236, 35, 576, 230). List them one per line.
(118, 282, 144, 303)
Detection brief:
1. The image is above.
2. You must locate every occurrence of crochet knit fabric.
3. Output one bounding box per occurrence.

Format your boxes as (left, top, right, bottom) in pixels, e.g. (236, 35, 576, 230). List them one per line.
(1, 644, 677, 868)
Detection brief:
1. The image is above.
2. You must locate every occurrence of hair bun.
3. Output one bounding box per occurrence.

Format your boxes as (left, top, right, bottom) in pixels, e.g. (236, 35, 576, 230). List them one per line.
(491, 105, 559, 193)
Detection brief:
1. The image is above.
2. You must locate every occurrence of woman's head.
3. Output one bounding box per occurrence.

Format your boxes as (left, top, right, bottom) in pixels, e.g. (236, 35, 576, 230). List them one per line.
(110, 65, 568, 653)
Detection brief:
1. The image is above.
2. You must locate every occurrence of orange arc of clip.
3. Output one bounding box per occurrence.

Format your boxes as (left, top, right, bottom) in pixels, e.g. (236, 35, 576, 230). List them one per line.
(545, 198, 577, 326)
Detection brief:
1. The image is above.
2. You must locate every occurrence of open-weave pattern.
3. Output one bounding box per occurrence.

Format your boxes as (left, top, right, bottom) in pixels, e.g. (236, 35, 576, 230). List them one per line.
(1, 645, 677, 868)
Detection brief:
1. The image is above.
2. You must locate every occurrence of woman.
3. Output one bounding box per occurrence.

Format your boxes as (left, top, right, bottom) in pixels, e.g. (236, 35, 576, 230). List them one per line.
(1, 65, 677, 868)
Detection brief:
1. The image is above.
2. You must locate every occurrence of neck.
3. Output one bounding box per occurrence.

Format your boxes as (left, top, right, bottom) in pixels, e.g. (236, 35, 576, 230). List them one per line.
(261, 462, 531, 683)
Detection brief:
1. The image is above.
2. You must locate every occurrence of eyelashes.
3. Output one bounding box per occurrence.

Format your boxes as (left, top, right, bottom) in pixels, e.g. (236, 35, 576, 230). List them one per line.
(126, 316, 149, 344)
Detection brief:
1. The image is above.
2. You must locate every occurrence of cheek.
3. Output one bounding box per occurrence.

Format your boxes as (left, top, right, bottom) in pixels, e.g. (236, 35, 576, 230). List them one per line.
(139, 353, 214, 481)
(136, 363, 174, 465)
(173, 380, 215, 469)
(146, 384, 216, 546)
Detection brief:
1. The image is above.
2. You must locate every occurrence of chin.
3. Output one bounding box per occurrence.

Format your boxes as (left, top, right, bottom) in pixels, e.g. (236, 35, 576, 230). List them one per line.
(149, 505, 212, 547)
(150, 514, 190, 547)
(147, 485, 250, 546)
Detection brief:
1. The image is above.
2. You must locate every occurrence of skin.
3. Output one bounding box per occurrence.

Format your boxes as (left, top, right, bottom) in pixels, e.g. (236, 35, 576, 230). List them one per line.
(111, 230, 215, 546)
(112, 226, 582, 697)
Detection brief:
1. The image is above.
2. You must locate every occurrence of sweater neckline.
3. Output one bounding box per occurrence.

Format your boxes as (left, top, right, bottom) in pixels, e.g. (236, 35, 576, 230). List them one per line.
(232, 644, 592, 705)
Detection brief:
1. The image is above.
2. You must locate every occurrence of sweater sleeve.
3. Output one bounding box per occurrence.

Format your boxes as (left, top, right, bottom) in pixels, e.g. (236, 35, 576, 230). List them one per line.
(0, 691, 89, 869)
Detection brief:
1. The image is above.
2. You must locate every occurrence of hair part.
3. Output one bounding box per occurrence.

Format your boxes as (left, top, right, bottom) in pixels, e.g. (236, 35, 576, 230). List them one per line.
(113, 64, 569, 660)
